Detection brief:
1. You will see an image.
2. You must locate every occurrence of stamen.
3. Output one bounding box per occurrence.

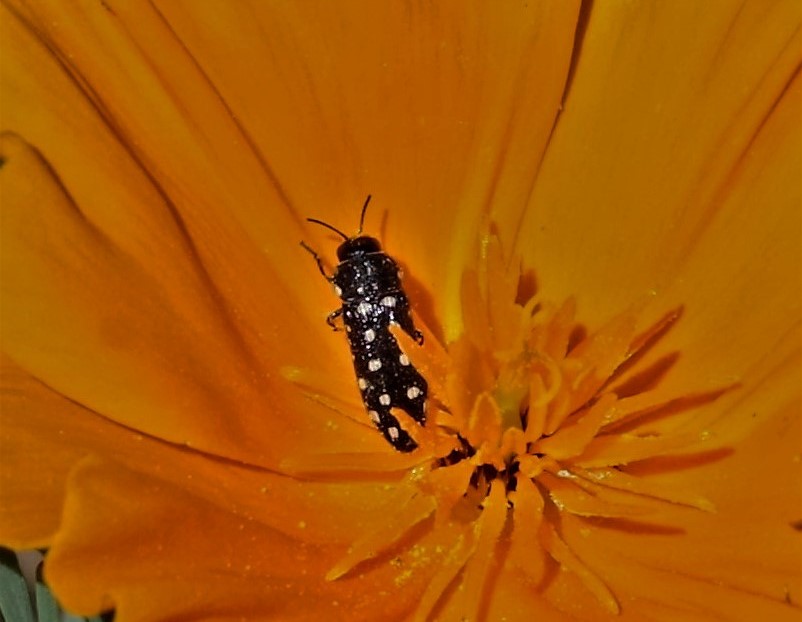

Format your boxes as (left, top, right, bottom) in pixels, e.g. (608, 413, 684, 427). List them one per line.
(313, 231, 724, 616)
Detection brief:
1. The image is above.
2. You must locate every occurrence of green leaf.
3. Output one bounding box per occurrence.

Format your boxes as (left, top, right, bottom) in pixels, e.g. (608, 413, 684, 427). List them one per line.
(0, 547, 35, 622)
(34, 563, 60, 622)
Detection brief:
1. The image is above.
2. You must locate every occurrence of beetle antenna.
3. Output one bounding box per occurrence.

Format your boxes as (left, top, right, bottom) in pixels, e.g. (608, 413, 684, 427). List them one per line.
(306, 218, 349, 241)
(357, 194, 372, 235)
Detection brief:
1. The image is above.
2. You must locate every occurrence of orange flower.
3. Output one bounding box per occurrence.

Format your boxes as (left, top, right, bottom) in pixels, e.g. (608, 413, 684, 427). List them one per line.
(1, 1, 800, 621)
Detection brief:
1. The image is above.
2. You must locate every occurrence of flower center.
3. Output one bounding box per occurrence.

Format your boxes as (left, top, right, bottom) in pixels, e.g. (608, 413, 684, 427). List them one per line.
(403, 233, 729, 615)
(316, 233, 731, 619)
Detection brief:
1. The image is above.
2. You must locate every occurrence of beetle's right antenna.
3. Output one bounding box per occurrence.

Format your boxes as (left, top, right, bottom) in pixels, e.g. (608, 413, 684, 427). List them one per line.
(357, 194, 372, 235)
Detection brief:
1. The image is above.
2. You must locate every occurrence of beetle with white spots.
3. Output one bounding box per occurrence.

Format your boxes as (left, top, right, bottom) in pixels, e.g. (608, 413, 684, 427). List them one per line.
(301, 196, 429, 452)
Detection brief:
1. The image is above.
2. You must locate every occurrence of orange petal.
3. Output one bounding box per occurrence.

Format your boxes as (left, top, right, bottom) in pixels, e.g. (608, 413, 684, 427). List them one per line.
(604, 384, 739, 438)
(575, 432, 705, 468)
(460, 268, 493, 352)
(542, 297, 578, 361)
(411, 524, 476, 622)
(444, 480, 508, 620)
(524, 373, 549, 442)
(485, 236, 522, 353)
(569, 466, 715, 513)
(423, 461, 475, 525)
(465, 392, 503, 450)
(444, 338, 495, 428)
(521, 1, 800, 322)
(507, 476, 547, 583)
(534, 393, 617, 459)
(562, 509, 801, 622)
(484, 564, 577, 622)
(8, 0, 581, 342)
(539, 472, 651, 518)
(0, 359, 99, 547)
(540, 522, 619, 615)
(1, 0, 332, 356)
(0, 133, 351, 467)
(0, 360, 411, 552)
(326, 487, 437, 581)
(562, 392, 801, 618)
(558, 309, 638, 421)
(46, 457, 428, 621)
(1, 0, 389, 460)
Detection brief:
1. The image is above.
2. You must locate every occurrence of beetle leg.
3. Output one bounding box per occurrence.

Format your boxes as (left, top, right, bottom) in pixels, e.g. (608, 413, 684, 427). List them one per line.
(300, 241, 334, 281)
(326, 308, 344, 331)
(394, 297, 425, 345)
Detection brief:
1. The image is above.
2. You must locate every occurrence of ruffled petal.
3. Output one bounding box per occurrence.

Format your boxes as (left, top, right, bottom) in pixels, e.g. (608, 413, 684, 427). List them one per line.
(1, 0, 371, 461)
(0, 357, 414, 555)
(0, 132, 375, 467)
(46, 458, 432, 622)
(0, 359, 92, 547)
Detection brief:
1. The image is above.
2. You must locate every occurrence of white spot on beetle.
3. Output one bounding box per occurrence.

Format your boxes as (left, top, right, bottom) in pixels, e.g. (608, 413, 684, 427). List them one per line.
(407, 386, 421, 399)
(333, 284, 342, 296)
(357, 301, 371, 315)
(368, 410, 380, 423)
(379, 393, 391, 406)
(368, 359, 382, 372)
(380, 296, 397, 307)
(357, 378, 368, 390)
(388, 427, 400, 440)
(364, 328, 376, 343)
(399, 353, 410, 366)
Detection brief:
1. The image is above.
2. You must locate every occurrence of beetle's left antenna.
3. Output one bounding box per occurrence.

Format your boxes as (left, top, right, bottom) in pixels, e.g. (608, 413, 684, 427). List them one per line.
(357, 195, 372, 235)
(306, 218, 349, 241)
